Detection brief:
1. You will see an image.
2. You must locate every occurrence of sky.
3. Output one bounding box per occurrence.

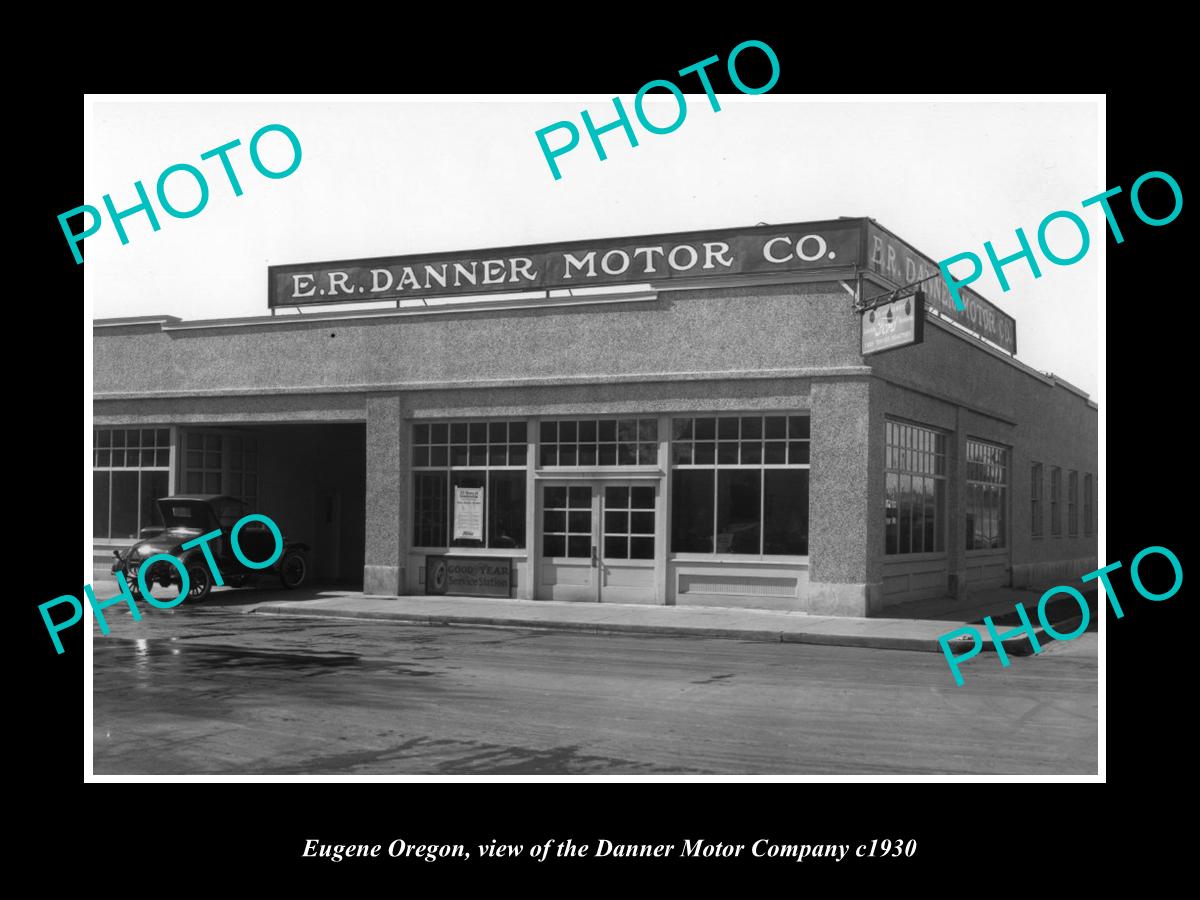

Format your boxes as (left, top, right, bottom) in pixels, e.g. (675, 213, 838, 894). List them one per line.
(86, 97, 1100, 397)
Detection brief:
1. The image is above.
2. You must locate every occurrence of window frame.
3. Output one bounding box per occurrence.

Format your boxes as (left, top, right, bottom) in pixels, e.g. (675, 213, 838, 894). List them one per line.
(670, 412, 811, 562)
(1050, 466, 1062, 537)
(1068, 469, 1079, 537)
(1084, 472, 1094, 536)
(537, 416, 660, 469)
(92, 426, 174, 542)
(964, 438, 1009, 552)
(1031, 461, 1044, 538)
(884, 417, 948, 559)
(183, 430, 224, 495)
(411, 418, 529, 553)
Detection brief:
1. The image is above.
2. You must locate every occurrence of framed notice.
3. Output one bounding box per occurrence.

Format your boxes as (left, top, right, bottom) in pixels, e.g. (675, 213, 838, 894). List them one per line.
(453, 485, 484, 540)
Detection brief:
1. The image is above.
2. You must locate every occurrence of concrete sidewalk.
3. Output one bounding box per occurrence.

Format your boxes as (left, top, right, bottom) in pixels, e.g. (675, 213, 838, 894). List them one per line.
(245, 586, 1096, 654)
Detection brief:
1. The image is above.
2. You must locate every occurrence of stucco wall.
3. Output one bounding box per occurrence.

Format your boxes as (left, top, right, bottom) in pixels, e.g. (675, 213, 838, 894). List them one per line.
(94, 283, 862, 397)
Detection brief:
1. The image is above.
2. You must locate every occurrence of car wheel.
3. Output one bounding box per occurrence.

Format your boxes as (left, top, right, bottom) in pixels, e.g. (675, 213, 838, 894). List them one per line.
(279, 552, 307, 590)
(186, 564, 212, 602)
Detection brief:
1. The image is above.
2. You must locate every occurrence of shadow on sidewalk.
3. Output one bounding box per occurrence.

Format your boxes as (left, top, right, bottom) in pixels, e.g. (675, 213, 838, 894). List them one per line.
(884, 585, 1099, 633)
(88, 574, 363, 610)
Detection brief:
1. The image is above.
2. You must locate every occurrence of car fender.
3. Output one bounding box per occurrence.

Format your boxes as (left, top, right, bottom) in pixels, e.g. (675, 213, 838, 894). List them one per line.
(271, 541, 310, 571)
(178, 547, 220, 576)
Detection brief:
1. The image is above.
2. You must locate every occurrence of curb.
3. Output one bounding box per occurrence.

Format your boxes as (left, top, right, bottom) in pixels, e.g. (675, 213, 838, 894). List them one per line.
(247, 599, 1093, 655)
(248, 604, 943, 652)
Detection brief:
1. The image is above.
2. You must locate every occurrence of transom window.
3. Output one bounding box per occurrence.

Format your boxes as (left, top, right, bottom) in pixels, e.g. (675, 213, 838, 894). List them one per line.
(672, 415, 809, 466)
(540, 418, 658, 466)
(413, 421, 528, 468)
(885, 420, 946, 555)
(412, 420, 527, 549)
(93, 428, 171, 540)
(671, 414, 810, 556)
(966, 439, 1008, 550)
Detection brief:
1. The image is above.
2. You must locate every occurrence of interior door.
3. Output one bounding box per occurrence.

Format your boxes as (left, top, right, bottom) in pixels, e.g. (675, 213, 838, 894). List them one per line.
(539, 484, 599, 602)
(314, 490, 342, 581)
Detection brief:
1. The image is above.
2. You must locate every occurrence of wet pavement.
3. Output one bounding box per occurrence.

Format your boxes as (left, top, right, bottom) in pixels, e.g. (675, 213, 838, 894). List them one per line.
(91, 591, 1098, 775)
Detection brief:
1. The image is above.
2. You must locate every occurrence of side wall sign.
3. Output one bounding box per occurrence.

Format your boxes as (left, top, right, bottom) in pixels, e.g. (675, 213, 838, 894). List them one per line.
(863, 222, 1016, 354)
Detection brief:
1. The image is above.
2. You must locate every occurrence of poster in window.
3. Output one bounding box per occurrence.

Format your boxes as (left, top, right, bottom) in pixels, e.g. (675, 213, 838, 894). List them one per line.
(453, 486, 484, 540)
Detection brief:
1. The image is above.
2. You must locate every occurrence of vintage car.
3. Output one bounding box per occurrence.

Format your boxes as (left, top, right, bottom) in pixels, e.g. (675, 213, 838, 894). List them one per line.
(111, 494, 310, 601)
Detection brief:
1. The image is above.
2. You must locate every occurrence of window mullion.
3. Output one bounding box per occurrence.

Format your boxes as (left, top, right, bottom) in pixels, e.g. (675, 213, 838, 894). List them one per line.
(759, 467, 765, 557)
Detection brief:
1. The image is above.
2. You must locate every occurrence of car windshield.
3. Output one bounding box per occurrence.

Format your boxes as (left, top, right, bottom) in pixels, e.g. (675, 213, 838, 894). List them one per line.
(157, 499, 219, 531)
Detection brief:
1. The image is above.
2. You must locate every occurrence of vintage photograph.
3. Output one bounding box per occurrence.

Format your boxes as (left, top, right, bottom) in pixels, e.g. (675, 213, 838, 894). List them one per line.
(85, 95, 1100, 776)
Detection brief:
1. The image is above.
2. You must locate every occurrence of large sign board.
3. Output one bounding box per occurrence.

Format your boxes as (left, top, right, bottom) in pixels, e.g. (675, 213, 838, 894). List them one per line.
(862, 291, 925, 356)
(863, 222, 1016, 354)
(268, 220, 863, 309)
(269, 217, 1018, 356)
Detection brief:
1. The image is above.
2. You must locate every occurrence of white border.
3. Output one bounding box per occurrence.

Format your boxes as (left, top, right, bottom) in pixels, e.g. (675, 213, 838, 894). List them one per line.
(83, 93, 1105, 784)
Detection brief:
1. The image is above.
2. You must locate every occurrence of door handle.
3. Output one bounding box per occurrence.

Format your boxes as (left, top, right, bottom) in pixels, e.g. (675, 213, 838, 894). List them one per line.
(591, 544, 598, 568)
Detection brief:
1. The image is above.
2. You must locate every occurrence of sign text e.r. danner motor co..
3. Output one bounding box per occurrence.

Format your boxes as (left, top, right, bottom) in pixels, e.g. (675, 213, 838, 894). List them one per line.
(269, 219, 1018, 355)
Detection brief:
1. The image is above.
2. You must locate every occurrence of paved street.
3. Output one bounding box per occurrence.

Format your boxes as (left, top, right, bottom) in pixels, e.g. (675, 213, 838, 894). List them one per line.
(92, 592, 1097, 775)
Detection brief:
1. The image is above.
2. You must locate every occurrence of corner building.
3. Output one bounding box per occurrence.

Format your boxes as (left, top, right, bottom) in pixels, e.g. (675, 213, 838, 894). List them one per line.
(92, 218, 1098, 615)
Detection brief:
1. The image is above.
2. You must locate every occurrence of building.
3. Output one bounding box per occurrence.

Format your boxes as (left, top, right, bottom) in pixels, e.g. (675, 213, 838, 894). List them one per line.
(92, 218, 1098, 615)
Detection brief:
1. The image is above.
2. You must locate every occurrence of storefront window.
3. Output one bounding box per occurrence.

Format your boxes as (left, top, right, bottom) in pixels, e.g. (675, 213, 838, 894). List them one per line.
(93, 428, 171, 539)
(885, 420, 946, 555)
(966, 439, 1008, 550)
(670, 414, 809, 556)
(540, 418, 657, 466)
(413, 471, 447, 547)
(412, 420, 527, 550)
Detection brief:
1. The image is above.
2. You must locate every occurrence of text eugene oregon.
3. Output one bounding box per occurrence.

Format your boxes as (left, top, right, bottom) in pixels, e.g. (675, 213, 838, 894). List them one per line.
(303, 837, 917, 863)
(38, 513, 285, 654)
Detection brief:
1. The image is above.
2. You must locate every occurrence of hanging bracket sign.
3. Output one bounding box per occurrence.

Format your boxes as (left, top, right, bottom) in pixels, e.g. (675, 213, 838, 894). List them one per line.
(861, 290, 925, 356)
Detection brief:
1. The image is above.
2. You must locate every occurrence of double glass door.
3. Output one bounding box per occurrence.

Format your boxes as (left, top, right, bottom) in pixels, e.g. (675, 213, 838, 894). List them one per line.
(538, 481, 657, 603)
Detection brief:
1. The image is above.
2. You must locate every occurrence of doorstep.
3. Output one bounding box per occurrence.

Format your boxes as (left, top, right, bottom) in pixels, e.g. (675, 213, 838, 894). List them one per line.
(245, 589, 1093, 654)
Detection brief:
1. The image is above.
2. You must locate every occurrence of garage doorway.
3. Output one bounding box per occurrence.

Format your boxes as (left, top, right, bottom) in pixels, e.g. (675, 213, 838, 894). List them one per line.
(179, 423, 366, 588)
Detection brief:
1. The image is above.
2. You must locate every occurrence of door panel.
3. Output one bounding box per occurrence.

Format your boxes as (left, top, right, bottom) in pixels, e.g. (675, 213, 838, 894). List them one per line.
(598, 482, 657, 604)
(539, 484, 598, 601)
